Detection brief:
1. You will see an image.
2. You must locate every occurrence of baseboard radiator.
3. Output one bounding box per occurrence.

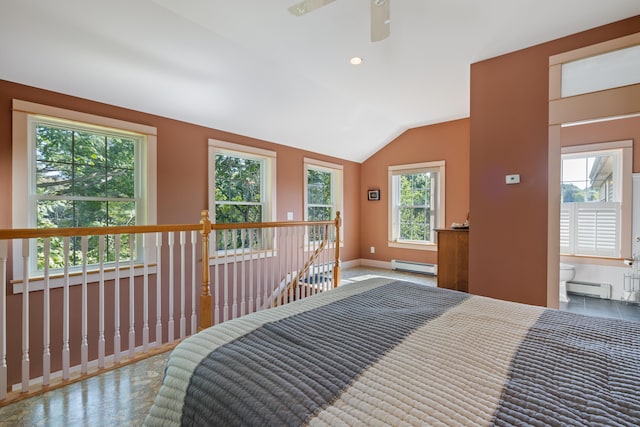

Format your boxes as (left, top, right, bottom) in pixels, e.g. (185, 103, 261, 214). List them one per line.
(391, 259, 437, 275)
(567, 281, 612, 299)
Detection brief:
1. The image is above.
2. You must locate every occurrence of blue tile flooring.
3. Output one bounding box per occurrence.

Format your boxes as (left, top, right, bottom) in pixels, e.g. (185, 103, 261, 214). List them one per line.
(560, 293, 640, 322)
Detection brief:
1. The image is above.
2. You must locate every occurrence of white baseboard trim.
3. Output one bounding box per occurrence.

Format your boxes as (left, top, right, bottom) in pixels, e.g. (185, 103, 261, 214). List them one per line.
(358, 258, 392, 270)
(340, 259, 363, 269)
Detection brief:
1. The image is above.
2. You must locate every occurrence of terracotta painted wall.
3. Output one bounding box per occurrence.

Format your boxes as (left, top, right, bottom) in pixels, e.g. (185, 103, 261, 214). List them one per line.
(0, 79, 361, 257)
(360, 118, 470, 265)
(469, 15, 640, 306)
(0, 79, 361, 385)
(560, 116, 640, 170)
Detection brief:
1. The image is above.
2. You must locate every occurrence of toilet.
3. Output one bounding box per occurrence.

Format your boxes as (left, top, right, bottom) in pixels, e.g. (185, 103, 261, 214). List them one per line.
(559, 263, 575, 303)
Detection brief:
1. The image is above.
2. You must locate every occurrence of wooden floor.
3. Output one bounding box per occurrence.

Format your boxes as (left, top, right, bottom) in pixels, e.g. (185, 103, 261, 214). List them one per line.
(0, 266, 636, 426)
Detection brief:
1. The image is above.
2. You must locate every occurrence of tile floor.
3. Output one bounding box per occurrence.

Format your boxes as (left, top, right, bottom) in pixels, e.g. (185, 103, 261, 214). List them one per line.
(0, 266, 638, 426)
(560, 293, 640, 322)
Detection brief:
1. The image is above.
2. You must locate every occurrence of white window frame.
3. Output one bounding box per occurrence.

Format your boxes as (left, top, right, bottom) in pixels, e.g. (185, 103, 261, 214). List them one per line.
(560, 140, 632, 259)
(11, 99, 157, 292)
(207, 139, 276, 257)
(304, 157, 344, 244)
(388, 161, 445, 251)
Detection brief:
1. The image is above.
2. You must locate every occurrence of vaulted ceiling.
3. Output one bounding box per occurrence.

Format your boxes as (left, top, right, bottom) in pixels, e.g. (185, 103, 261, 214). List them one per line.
(1, 1, 639, 162)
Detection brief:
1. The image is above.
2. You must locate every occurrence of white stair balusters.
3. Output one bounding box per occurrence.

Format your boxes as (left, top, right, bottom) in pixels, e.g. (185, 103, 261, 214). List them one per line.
(180, 231, 186, 341)
(128, 236, 135, 358)
(0, 240, 8, 400)
(155, 232, 163, 346)
(81, 236, 89, 375)
(168, 232, 175, 344)
(62, 237, 70, 380)
(98, 236, 106, 369)
(21, 239, 30, 393)
(114, 235, 122, 364)
(42, 238, 51, 386)
(143, 234, 150, 353)
(191, 231, 197, 335)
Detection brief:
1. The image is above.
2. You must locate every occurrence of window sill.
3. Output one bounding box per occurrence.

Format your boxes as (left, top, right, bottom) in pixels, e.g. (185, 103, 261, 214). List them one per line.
(12, 264, 157, 294)
(560, 254, 627, 267)
(388, 241, 437, 251)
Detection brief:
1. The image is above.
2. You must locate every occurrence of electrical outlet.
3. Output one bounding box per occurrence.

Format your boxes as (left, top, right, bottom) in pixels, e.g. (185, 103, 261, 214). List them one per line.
(505, 174, 520, 185)
(287, 212, 293, 220)
(370, 246, 375, 254)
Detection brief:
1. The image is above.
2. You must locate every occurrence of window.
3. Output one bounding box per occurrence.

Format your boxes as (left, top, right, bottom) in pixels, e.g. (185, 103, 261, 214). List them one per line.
(304, 158, 343, 241)
(388, 161, 445, 250)
(560, 141, 631, 258)
(561, 44, 640, 98)
(208, 140, 276, 250)
(33, 119, 141, 266)
(12, 100, 157, 279)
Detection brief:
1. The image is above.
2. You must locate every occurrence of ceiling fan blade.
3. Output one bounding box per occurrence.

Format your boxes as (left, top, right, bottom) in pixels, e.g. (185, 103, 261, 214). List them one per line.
(288, 0, 336, 16)
(370, 0, 390, 42)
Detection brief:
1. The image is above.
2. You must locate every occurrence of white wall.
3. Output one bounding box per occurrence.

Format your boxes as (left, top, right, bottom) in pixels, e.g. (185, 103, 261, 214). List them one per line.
(571, 262, 630, 301)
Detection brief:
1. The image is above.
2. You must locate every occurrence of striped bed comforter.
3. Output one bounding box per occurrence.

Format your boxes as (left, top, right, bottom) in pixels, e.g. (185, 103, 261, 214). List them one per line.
(144, 277, 640, 426)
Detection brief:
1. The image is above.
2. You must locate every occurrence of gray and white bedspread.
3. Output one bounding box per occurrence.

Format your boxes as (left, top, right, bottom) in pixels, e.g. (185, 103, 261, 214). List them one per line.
(145, 277, 640, 426)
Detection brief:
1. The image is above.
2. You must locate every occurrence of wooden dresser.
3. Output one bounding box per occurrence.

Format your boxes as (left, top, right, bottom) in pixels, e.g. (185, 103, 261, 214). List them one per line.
(435, 228, 468, 293)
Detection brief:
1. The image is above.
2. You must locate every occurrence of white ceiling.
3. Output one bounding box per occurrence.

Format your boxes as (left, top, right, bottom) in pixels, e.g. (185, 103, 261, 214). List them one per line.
(1, 1, 639, 162)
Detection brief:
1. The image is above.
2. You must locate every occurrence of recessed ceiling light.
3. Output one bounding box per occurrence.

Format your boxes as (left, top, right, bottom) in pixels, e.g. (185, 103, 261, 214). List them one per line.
(350, 57, 363, 65)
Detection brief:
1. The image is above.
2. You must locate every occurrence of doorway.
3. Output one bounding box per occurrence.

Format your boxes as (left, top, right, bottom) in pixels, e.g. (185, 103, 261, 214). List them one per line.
(548, 32, 640, 308)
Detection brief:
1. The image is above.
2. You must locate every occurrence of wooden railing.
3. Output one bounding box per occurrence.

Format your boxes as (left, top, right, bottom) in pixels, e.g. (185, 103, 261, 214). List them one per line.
(0, 211, 341, 405)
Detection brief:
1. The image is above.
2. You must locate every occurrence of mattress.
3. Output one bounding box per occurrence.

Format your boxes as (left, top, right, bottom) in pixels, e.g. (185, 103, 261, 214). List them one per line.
(144, 277, 640, 426)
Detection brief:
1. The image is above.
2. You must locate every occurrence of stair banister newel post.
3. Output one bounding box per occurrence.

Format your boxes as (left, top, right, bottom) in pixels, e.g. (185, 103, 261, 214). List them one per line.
(333, 212, 341, 287)
(200, 210, 213, 331)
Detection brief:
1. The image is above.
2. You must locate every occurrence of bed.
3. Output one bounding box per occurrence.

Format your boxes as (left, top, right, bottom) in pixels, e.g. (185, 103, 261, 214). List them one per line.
(144, 277, 640, 426)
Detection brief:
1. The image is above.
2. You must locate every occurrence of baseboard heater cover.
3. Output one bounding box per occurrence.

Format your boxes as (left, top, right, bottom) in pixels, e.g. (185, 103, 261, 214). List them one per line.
(390, 259, 437, 275)
(567, 281, 612, 299)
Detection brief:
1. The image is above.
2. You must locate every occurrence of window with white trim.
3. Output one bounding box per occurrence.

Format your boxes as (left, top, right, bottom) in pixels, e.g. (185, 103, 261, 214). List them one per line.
(208, 140, 276, 251)
(388, 161, 445, 250)
(12, 100, 157, 280)
(304, 158, 343, 241)
(560, 141, 631, 258)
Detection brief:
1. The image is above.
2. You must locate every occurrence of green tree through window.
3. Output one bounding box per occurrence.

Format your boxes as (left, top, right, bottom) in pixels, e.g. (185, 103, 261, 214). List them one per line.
(214, 154, 263, 223)
(307, 169, 332, 221)
(398, 172, 433, 241)
(214, 153, 265, 250)
(34, 121, 140, 268)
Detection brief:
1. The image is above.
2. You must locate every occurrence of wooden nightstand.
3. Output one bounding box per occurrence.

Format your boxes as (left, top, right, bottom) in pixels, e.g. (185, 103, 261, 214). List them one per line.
(435, 228, 468, 292)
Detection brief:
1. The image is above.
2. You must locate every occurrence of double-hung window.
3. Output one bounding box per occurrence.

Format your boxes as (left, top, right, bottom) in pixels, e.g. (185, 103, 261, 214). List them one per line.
(208, 140, 276, 251)
(304, 158, 343, 242)
(560, 141, 631, 258)
(12, 99, 157, 285)
(388, 161, 445, 250)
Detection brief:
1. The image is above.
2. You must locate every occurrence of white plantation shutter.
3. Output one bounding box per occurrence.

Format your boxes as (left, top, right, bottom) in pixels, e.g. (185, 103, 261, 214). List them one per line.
(562, 202, 620, 257)
(559, 206, 572, 254)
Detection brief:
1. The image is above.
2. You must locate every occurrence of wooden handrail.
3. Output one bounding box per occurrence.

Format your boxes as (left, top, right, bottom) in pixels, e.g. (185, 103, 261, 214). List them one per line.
(0, 219, 336, 240)
(0, 224, 201, 240)
(208, 219, 336, 231)
(0, 210, 342, 332)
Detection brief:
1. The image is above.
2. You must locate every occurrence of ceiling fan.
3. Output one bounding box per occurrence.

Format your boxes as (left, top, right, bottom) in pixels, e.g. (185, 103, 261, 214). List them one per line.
(288, 0, 390, 42)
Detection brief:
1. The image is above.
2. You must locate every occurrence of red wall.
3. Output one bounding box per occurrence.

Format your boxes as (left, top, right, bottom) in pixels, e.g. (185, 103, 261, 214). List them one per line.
(0, 80, 361, 255)
(0, 79, 361, 385)
(561, 116, 640, 166)
(469, 16, 640, 305)
(360, 118, 470, 265)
